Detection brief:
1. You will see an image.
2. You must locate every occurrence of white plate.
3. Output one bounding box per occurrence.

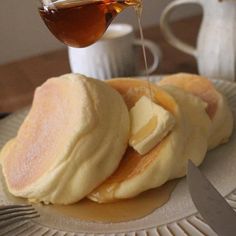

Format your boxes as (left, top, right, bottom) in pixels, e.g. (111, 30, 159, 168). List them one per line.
(0, 76, 236, 236)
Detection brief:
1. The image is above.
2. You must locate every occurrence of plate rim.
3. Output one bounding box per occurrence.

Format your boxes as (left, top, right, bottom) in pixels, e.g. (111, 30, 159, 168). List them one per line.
(0, 76, 236, 236)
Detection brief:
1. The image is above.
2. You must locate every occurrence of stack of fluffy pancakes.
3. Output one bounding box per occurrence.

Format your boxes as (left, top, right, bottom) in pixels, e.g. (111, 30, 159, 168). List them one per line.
(0, 73, 233, 204)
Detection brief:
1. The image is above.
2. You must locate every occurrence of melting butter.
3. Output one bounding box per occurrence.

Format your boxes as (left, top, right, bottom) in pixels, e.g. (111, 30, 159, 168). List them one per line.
(130, 116, 158, 145)
(129, 96, 176, 155)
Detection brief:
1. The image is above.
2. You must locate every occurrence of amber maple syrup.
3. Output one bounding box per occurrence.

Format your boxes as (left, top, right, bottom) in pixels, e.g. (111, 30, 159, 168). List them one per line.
(48, 180, 177, 223)
(137, 15, 155, 104)
(39, 0, 142, 47)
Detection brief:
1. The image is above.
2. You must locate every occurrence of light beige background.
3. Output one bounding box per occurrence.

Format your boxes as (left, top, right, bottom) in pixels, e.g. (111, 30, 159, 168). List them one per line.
(0, 0, 201, 64)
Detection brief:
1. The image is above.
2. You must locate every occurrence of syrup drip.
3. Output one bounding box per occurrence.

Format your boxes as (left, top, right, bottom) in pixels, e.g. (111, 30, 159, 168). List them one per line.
(135, 4, 155, 110)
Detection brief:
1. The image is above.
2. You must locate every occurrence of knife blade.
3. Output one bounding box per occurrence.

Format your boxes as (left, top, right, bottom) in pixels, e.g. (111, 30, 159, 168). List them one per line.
(187, 160, 236, 236)
(0, 113, 10, 119)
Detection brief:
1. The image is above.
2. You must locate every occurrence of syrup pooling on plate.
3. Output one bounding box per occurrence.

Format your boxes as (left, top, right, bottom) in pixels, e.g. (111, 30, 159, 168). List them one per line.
(0, 165, 176, 223)
(49, 180, 177, 223)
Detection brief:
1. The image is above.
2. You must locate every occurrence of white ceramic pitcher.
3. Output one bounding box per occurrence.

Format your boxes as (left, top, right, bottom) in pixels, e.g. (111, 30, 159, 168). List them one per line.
(161, 0, 236, 81)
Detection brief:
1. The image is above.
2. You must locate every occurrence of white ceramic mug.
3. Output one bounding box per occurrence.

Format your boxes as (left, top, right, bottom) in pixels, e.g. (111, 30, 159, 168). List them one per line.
(161, 0, 236, 81)
(68, 23, 161, 80)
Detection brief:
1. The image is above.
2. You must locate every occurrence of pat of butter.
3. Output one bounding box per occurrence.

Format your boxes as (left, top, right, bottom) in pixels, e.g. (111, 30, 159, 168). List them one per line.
(129, 96, 175, 155)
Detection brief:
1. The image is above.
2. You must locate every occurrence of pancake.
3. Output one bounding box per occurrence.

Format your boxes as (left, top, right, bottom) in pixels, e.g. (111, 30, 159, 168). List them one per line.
(158, 73, 234, 149)
(88, 79, 211, 203)
(0, 74, 130, 204)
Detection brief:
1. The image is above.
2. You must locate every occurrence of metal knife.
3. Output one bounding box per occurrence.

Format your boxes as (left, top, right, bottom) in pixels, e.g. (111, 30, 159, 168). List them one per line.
(0, 113, 10, 119)
(187, 160, 236, 236)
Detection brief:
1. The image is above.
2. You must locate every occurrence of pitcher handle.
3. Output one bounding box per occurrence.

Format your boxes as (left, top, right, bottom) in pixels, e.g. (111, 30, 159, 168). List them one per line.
(134, 39, 162, 75)
(160, 0, 202, 58)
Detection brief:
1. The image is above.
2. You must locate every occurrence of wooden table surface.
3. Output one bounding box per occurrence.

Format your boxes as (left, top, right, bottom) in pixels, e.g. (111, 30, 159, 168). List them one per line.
(0, 15, 202, 113)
